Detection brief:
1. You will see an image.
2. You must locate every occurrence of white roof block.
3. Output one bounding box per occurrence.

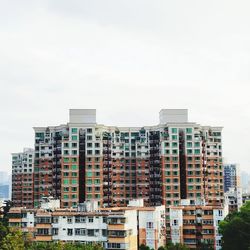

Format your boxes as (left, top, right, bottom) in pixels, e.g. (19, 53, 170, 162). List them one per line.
(159, 109, 188, 124)
(69, 109, 96, 124)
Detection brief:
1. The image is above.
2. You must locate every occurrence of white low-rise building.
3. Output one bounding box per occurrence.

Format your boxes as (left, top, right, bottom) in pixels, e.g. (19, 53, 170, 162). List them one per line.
(224, 187, 243, 213)
(8, 200, 166, 250)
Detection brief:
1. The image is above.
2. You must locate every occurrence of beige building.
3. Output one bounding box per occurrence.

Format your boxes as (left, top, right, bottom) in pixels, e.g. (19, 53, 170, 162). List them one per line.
(169, 200, 228, 250)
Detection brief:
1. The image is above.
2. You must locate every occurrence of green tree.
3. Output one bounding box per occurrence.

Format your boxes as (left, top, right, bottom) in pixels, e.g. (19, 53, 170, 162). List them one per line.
(158, 242, 189, 250)
(140, 244, 151, 250)
(219, 201, 250, 250)
(26, 242, 104, 250)
(0, 221, 9, 246)
(1, 228, 25, 250)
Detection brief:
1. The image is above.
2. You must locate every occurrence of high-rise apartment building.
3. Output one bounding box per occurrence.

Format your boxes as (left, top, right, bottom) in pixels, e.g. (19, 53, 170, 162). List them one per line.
(29, 109, 223, 209)
(223, 164, 240, 192)
(11, 148, 34, 208)
(33, 125, 66, 207)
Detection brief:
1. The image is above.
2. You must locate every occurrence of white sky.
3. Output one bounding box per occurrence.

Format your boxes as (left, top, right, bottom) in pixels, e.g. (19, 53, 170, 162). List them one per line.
(0, 0, 250, 174)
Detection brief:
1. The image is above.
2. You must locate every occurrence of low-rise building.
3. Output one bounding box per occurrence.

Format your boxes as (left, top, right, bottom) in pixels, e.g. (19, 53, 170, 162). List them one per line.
(8, 200, 165, 250)
(242, 193, 250, 205)
(169, 200, 228, 250)
(224, 187, 243, 213)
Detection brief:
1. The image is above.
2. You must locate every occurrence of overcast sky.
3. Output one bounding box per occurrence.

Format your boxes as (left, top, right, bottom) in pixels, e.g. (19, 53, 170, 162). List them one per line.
(0, 0, 250, 174)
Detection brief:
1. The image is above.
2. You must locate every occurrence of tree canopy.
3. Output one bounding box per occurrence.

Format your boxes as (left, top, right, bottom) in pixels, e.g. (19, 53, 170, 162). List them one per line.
(219, 201, 250, 250)
(158, 242, 189, 250)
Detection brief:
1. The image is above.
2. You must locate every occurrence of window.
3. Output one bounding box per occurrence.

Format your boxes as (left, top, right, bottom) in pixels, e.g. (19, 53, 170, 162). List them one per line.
(94, 179, 100, 184)
(172, 135, 178, 140)
(172, 128, 178, 134)
(165, 171, 171, 176)
(72, 135, 78, 141)
(75, 228, 86, 236)
(67, 217, 72, 223)
(72, 158, 77, 163)
(72, 179, 78, 185)
(86, 179, 92, 184)
(173, 178, 178, 183)
(172, 149, 178, 155)
(86, 172, 93, 177)
(87, 229, 94, 236)
(75, 216, 86, 223)
(194, 149, 200, 155)
(87, 128, 92, 133)
(72, 165, 77, 170)
(67, 229, 73, 236)
(52, 228, 58, 235)
(52, 217, 58, 223)
(72, 150, 77, 155)
(166, 178, 171, 183)
(71, 128, 77, 134)
(107, 243, 121, 249)
(146, 222, 154, 228)
(94, 171, 100, 177)
(63, 179, 69, 185)
(173, 219, 178, 226)
(88, 217, 93, 223)
(37, 228, 50, 235)
(64, 158, 69, 163)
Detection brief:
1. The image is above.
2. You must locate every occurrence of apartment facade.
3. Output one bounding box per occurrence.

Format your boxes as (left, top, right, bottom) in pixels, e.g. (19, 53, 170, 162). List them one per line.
(8, 200, 165, 250)
(169, 200, 228, 250)
(11, 148, 34, 208)
(12, 109, 223, 210)
(223, 164, 240, 192)
(33, 125, 67, 207)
